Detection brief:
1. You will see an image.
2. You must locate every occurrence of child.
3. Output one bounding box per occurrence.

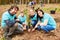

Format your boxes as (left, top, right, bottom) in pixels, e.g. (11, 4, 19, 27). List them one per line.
(18, 11, 27, 30)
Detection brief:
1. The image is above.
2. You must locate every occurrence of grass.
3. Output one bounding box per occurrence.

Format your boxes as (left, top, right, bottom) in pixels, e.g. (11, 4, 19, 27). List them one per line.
(36, 7, 60, 13)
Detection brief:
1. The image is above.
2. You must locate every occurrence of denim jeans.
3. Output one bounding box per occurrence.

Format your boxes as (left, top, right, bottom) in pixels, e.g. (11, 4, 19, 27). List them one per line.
(31, 20, 37, 28)
(37, 25, 55, 32)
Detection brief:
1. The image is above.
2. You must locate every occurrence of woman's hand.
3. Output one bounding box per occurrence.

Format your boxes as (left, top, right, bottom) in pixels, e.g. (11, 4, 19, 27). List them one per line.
(32, 28, 35, 32)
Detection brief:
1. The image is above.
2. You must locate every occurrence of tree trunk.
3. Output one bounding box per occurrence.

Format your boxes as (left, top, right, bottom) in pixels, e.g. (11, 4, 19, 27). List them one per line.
(48, 0, 50, 4)
(0, 0, 1, 4)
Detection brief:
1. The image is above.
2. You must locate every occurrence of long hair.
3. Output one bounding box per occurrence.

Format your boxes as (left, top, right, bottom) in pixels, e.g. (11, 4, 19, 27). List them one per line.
(35, 8, 44, 21)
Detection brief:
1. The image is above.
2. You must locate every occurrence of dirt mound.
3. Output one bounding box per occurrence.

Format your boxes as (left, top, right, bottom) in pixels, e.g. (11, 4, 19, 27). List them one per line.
(11, 22, 60, 40)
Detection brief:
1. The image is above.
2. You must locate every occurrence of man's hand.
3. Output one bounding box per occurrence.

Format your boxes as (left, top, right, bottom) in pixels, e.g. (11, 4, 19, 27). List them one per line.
(22, 23, 26, 26)
(15, 19, 20, 22)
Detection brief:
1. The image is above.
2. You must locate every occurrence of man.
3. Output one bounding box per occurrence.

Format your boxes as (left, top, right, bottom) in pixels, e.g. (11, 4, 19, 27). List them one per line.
(1, 5, 23, 40)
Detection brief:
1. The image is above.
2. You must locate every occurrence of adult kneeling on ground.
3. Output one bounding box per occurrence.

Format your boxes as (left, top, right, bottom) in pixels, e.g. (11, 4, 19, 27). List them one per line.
(1, 5, 24, 40)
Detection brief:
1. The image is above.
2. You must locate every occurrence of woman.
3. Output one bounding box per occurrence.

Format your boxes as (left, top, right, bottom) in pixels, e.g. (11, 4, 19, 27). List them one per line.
(32, 9, 56, 32)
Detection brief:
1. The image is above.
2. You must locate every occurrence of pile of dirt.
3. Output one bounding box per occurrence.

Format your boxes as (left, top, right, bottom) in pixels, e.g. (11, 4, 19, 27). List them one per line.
(11, 23, 60, 40)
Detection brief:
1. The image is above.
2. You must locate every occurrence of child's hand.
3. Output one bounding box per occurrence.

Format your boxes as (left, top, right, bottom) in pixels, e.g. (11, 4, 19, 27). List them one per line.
(28, 29, 31, 32)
